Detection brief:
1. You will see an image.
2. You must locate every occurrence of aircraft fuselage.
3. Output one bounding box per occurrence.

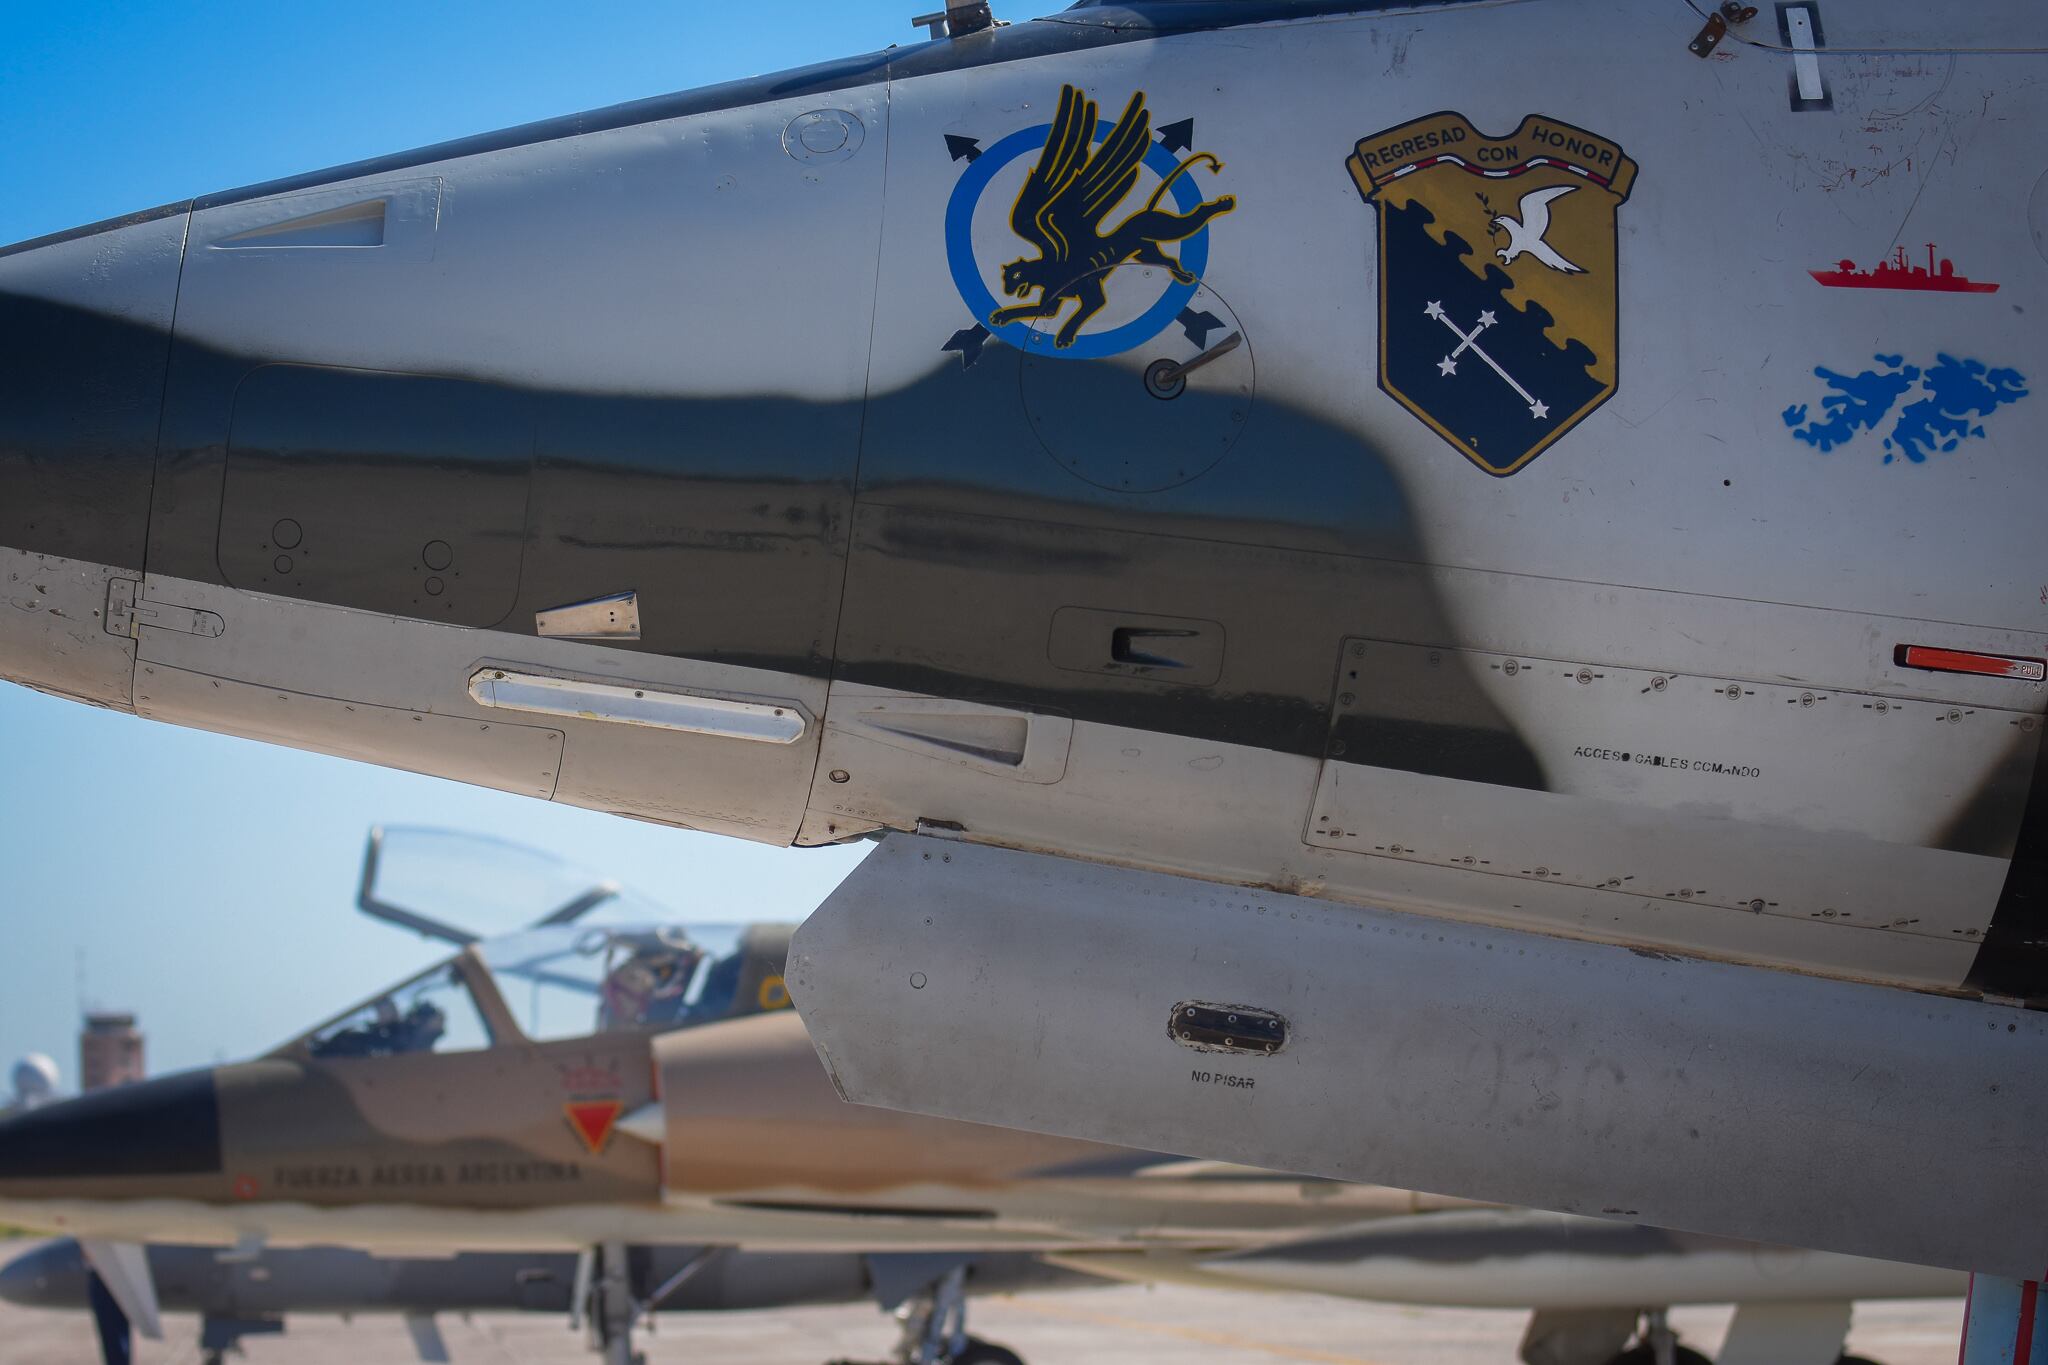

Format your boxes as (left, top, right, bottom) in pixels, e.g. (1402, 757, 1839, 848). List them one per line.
(4, 0, 2047, 1282)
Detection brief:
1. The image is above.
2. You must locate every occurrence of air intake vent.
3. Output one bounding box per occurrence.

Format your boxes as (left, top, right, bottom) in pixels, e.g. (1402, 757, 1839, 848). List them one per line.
(211, 199, 387, 249)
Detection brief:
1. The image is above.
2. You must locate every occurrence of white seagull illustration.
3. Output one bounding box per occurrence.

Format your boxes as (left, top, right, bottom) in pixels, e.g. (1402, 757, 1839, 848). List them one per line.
(1492, 185, 1584, 274)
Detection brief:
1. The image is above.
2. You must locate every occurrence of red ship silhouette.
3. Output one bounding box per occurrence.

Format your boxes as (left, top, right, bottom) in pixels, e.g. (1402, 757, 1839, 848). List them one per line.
(1809, 242, 1999, 293)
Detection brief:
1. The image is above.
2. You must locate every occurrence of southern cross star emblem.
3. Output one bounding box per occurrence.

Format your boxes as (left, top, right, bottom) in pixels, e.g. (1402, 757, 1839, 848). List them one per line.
(1435, 309, 1497, 374)
(1423, 300, 1549, 420)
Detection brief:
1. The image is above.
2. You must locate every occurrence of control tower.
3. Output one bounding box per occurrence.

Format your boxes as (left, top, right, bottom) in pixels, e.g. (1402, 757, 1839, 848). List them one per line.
(79, 1012, 144, 1092)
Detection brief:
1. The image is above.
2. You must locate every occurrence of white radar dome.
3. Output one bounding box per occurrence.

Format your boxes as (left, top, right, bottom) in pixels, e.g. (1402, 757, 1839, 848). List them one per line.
(11, 1053, 59, 1103)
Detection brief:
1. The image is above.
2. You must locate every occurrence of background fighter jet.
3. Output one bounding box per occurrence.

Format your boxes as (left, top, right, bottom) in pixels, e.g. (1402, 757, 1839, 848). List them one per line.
(0, 1209, 1971, 1365)
(1, 0, 2045, 1349)
(0, 827, 1982, 1365)
(0, 827, 1444, 1365)
(0, 1237, 1083, 1365)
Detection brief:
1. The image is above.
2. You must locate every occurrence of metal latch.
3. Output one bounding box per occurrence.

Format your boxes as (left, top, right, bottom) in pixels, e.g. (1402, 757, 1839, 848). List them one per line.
(104, 578, 225, 639)
(1689, 1, 1759, 57)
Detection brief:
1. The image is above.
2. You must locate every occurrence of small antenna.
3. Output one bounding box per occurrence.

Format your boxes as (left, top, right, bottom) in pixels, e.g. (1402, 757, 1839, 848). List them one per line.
(948, 0, 997, 36)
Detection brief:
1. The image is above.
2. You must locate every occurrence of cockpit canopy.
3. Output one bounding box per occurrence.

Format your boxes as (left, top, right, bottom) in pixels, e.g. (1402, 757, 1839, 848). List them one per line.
(290, 921, 793, 1060)
(279, 826, 794, 1061)
(483, 920, 794, 1040)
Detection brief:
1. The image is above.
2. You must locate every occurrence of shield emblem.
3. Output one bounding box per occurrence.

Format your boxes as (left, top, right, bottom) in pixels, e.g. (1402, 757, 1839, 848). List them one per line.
(1347, 113, 1638, 476)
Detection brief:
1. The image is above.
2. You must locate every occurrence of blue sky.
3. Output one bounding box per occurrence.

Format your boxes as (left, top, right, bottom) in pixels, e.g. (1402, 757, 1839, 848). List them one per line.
(0, 0, 1069, 1081)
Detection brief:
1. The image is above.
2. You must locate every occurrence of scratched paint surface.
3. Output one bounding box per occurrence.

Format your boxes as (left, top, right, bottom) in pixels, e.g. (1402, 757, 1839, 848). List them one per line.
(1783, 353, 2029, 463)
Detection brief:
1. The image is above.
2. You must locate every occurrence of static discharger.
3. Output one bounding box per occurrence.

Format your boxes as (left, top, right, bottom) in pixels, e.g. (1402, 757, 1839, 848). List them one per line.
(1895, 644, 2046, 683)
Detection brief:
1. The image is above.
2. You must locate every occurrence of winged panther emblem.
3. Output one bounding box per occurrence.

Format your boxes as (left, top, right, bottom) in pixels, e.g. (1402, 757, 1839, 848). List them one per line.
(989, 85, 1236, 349)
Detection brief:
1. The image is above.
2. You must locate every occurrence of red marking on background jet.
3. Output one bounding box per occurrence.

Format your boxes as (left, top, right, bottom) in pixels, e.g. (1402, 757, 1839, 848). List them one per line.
(564, 1101, 623, 1155)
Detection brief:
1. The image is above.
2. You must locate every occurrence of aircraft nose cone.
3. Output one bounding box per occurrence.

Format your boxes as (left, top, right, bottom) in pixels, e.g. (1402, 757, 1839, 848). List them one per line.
(0, 1069, 222, 1190)
(0, 204, 188, 706)
(0, 1238, 87, 1308)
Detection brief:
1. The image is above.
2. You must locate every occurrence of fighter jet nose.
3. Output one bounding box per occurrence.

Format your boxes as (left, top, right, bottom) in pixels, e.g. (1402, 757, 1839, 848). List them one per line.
(0, 1069, 222, 1190)
(0, 1238, 86, 1308)
(0, 204, 188, 708)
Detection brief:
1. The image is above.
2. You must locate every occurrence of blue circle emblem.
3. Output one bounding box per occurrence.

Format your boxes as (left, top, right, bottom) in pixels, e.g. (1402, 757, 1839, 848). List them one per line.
(945, 120, 1212, 361)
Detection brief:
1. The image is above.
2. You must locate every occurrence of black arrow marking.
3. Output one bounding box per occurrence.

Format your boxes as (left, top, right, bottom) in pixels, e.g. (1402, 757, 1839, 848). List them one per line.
(1177, 308, 1224, 349)
(943, 323, 991, 369)
(944, 134, 982, 163)
(1155, 119, 1195, 155)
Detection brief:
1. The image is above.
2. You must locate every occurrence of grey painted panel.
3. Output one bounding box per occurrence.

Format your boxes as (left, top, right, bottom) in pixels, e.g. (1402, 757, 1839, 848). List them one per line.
(129, 572, 827, 843)
(792, 834, 2048, 1279)
(155, 81, 889, 681)
(0, 550, 137, 709)
(135, 662, 564, 801)
(0, 212, 186, 572)
(220, 366, 535, 628)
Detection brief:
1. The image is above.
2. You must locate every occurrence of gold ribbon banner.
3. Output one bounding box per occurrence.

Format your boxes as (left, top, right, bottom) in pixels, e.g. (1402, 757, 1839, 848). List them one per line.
(1347, 113, 1636, 202)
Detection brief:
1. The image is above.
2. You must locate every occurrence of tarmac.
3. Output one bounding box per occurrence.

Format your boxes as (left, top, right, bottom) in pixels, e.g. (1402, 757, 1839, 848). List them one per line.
(0, 1267, 1968, 1365)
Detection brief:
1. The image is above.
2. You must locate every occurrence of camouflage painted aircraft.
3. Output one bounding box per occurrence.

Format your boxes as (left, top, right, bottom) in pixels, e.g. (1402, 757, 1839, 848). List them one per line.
(0, 1237, 1082, 1365)
(0, 828, 1961, 1365)
(0, 915, 1446, 1365)
(0, 1212, 1973, 1365)
(1, 1, 2046, 1351)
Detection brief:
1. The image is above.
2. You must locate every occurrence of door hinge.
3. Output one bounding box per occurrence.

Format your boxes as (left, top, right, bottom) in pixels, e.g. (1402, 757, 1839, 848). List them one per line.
(1689, 1, 1759, 58)
(105, 577, 225, 639)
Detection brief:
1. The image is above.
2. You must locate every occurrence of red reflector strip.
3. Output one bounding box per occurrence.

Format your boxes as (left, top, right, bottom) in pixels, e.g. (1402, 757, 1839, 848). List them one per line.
(1894, 644, 2046, 682)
